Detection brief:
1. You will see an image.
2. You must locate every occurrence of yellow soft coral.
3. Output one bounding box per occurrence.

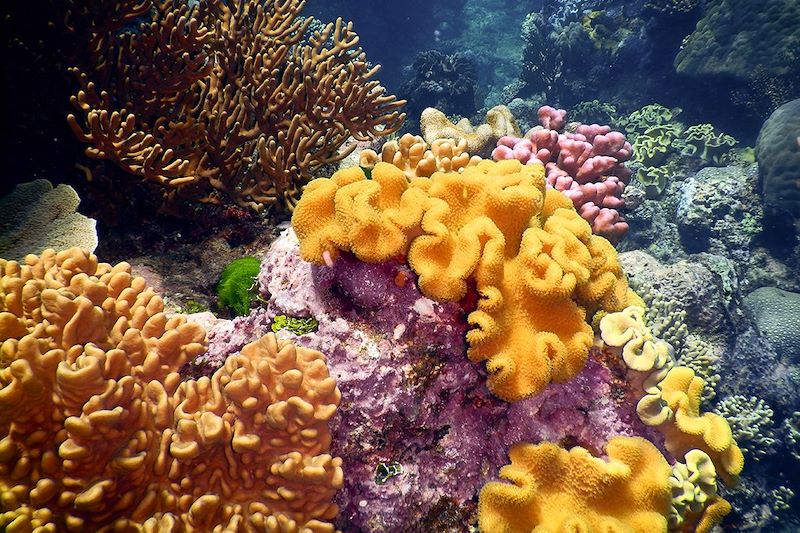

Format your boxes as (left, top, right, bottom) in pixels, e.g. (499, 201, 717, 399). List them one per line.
(654, 367, 745, 484)
(0, 248, 342, 532)
(668, 449, 732, 533)
(599, 307, 744, 484)
(293, 160, 636, 401)
(478, 436, 671, 533)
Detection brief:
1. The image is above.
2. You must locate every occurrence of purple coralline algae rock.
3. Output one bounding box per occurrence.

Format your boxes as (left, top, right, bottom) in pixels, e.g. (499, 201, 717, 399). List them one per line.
(192, 226, 660, 532)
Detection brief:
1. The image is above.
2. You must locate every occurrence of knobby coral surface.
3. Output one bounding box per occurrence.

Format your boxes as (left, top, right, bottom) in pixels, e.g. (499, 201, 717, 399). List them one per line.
(492, 105, 633, 242)
(0, 248, 342, 532)
(66, 0, 405, 211)
(195, 228, 660, 532)
(478, 436, 671, 532)
(292, 159, 637, 402)
(420, 105, 519, 156)
(359, 133, 481, 180)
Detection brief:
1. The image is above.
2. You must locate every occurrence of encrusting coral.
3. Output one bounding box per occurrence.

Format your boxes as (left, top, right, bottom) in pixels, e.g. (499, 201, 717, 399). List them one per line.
(420, 105, 520, 156)
(66, 0, 405, 211)
(0, 248, 342, 531)
(478, 436, 671, 532)
(292, 158, 637, 402)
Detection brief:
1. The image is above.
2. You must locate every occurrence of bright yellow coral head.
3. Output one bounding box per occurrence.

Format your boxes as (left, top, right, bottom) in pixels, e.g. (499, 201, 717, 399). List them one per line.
(292, 159, 637, 402)
(478, 436, 671, 533)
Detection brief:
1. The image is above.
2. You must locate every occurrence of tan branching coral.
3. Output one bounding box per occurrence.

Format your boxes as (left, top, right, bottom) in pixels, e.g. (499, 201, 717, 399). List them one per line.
(66, 0, 406, 211)
(359, 133, 481, 180)
(420, 105, 519, 156)
(0, 248, 342, 532)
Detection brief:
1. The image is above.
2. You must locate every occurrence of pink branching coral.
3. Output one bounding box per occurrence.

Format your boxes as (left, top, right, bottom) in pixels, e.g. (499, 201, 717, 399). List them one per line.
(492, 105, 632, 242)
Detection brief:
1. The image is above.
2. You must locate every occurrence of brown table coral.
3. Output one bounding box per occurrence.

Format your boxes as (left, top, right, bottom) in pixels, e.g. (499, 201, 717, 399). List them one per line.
(0, 248, 342, 532)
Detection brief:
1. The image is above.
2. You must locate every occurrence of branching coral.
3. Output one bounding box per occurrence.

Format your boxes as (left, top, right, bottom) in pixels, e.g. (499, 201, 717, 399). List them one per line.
(492, 105, 633, 242)
(0, 248, 342, 531)
(678, 335, 720, 402)
(358, 133, 480, 180)
(478, 436, 671, 532)
(714, 395, 777, 461)
(292, 159, 637, 401)
(66, 0, 405, 211)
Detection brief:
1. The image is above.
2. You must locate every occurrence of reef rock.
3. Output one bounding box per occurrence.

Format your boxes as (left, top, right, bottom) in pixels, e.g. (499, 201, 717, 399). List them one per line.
(192, 227, 658, 532)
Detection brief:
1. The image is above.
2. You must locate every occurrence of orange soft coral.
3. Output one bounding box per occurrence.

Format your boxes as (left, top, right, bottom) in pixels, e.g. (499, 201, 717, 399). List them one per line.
(293, 159, 636, 401)
(0, 248, 342, 532)
(478, 436, 671, 533)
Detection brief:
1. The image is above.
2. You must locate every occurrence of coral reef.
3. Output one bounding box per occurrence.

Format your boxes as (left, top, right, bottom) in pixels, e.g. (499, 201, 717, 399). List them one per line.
(196, 228, 662, 531)
(674, 124, 738, 164)
(675, 0, 800, 81)
(291, 159, 636, 401)
(756, 98, 800, 220)
(668, 449, 730, 533)
(492, 105, 633, 242)
(0, 180, 97, 260)
(66, 0, 406, 211)
(478, 436, 671, 533)
(0, 248, 342, 531)
(743, 287, 800, 362)
(714, 396, 777, 461)
(399, 50, 478, 124)
(419, 105, 519, 156)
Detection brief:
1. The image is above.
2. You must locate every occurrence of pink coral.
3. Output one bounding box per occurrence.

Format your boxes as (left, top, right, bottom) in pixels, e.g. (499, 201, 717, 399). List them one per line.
(491, 106, 632, 243)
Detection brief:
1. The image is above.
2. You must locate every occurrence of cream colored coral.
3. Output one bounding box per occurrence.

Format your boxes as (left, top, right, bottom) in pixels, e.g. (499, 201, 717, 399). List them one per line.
(359, 133, 481, 180)
(420, 105, 520, 156)
(668, 449, 730, 532)
(0, 248, 342, 532)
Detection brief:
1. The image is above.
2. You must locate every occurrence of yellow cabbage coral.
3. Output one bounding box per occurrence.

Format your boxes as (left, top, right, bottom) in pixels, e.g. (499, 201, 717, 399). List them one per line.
(293, 160, 637, 401)
(478, 436, 671, 533)
(669, 449, 732, 533)
(0, 248, 342, 532)
(654, 367, 745, 484)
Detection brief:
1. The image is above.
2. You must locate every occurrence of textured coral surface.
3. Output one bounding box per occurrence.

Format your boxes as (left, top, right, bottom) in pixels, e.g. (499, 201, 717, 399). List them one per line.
(0, 248, 342, 532)
(196, 229, 660, 532)
(291, 160, 636, 401)
(478, 436, 671, 533)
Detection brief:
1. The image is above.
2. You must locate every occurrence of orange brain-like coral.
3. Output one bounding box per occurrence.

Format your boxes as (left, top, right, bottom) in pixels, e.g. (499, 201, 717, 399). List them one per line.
(0, 248, 342, 532)
(478, 436, 671, 532)
(292, 159, 637, 401)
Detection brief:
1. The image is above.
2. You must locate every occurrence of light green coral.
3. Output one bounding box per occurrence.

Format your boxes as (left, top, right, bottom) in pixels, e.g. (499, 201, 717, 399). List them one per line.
(668, 449, 719, 531)
(785, 411, 800, 462)
(674, 124, 738, 164)
(636, 166, 671, 198)
(641, 290, 689, 353)
(678, 335, 721, 401)
(645, 0, 699, 14)
(617, 103, 682, 142)
(714, 395, 776, 460)
(771, 486, 795, 512)
(632, 123, 684, 165)
(570, 99, 618, 125)
(271, 315, 319, 335)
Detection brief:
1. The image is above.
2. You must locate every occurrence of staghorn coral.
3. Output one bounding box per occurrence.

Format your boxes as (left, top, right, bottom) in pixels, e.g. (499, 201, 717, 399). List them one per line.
(66, 0, 405, 211)
(478, 436, 671, 533)
(492, 105, 633, 243)
(420, 105, 519, 157)
(714, 395, 777, 461)
(0, 248, 342, 532)
(358, 133, 481, 180)
(292, 159, 637, 402)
